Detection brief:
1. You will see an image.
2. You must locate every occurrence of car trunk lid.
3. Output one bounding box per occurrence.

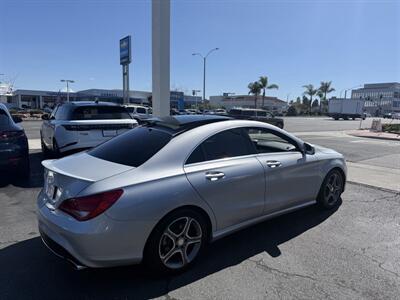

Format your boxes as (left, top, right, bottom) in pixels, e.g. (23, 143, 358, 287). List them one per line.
(40, 152, 134, 208)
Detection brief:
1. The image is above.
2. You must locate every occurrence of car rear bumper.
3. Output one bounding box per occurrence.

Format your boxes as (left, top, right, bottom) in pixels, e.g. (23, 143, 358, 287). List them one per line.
(37, 190, 150, 268)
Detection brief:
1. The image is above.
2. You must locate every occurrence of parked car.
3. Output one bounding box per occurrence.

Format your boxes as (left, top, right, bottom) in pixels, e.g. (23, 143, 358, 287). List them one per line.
(209, 108, 228, 116)
(40, 101, 137, 157)
(392, 112, 400, 120)
(124, 104, 152, 121)
(37, 115, 346, 272)
(229, 108, 284, 128)
(383, 112, 392, 119)
(0, 103, 29, 178)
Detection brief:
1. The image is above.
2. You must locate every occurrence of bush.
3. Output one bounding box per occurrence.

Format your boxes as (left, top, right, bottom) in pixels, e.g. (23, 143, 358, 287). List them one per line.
(382, 124, 400, 134)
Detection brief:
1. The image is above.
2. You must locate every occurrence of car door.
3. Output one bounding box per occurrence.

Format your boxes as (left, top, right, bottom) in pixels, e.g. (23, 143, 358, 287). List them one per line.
(42, 105, 58, 147)
(244, 127, 321, 214)
(184, 128, 265, 230)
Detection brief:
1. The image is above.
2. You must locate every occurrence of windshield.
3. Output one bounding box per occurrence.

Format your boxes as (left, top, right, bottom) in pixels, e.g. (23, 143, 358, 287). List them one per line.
(71, 106, 131, 120)
(88, 127, 172, 167)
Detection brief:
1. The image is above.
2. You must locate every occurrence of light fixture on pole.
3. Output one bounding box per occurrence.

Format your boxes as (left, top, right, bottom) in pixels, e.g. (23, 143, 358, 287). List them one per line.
(60, 79, 75, 102)
(192, 48, 219, 112)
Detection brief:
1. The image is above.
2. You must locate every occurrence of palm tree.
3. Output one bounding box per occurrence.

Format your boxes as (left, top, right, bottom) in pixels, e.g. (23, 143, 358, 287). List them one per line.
(248, 81, 262, 108)
(303, 84, 318, 115)
(258, 76, 279, 108)
(319, 81, 335, 112)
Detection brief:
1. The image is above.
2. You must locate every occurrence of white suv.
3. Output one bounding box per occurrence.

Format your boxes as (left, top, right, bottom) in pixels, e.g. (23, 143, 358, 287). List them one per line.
(40, 101, 137, 157)
(124, 104, 152, 121)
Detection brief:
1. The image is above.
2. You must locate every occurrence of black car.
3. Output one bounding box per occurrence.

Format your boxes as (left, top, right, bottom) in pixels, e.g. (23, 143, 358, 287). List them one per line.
(228, 108, 284, 129)
(0, 103, 29, 178)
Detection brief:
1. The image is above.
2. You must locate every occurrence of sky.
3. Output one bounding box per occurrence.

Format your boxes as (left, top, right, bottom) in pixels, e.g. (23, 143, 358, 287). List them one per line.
(1, 0, 399, 101)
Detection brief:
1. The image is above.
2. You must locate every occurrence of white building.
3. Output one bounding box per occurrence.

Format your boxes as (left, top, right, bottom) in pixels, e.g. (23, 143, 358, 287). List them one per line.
(209, 94, 288, 113)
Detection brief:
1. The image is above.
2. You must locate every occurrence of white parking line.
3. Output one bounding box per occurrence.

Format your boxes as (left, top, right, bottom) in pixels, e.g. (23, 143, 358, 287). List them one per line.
(28, 139, 41, 150)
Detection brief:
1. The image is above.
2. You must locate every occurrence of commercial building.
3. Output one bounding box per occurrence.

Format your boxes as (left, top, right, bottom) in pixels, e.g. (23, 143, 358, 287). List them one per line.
(351, 82, 400, 114)
(209, 94, 288, 113)
(2, 88, 201, 109)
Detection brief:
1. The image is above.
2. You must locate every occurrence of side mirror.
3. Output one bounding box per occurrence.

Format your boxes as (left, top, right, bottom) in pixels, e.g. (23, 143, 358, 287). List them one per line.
(303, 142, 315, 155)
(41, 114, 50, 120)
(12, 116, 23, 123)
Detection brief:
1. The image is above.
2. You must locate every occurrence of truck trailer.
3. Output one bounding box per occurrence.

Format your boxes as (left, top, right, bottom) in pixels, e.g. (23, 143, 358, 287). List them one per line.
(328, 99, 366, 120)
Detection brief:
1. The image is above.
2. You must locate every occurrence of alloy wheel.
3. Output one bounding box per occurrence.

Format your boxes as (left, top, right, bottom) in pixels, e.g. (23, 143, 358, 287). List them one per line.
(324, 172, 343, 205)
(158, 217, 202, 269)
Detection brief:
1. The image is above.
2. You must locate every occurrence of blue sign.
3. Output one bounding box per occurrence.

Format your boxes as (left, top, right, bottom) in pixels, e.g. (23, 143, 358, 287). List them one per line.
(120, 36, 131, 65)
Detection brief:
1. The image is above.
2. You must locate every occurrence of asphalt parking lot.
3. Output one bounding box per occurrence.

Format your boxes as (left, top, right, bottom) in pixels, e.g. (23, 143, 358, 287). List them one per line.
(1, 117, 399, 299)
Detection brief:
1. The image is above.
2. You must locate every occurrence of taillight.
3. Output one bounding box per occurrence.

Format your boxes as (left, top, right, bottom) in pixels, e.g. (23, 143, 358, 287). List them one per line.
(0, 130, 25, 139)
(59, 189, 123, 221)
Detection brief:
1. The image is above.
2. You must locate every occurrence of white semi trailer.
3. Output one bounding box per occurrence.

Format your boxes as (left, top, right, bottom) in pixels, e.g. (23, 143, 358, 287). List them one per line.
(328, 99, 366, 120)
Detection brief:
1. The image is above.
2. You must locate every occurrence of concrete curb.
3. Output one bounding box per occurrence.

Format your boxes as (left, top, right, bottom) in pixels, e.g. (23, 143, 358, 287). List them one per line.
(347, 181, 400, 195)
(346, 130, 400, 142)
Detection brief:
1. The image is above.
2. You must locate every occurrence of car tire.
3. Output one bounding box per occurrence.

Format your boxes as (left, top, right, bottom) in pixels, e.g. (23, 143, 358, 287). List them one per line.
(16, 156, 30, 180)
(52, 138, 60, 158)
(317, 169, 344, 210)
(41, 135, 51, 158)
(144, 208, 209, 274)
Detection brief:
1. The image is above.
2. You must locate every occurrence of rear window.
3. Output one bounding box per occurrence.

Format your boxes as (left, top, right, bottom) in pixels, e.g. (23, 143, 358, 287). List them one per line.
(136, 107, 146, 114)
(71, 106, 131, 120)
(88, 127, 172, 167)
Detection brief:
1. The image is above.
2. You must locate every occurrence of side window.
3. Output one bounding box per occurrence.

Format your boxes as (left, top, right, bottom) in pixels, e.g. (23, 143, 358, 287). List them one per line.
(245, 127, 299, 153)
(257, 111, 267, 117)
(186, 128, 255, 164)
(136, 107, 146, 114)
(50, 105, 59, 119)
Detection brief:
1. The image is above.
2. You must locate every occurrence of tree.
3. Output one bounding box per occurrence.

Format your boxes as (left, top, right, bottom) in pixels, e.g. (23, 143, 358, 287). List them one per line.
(319, 81, 335, 101)
(303, 84, 318, 115)
(248, 81, 262, 108)
(318, 81, 335, 112)
(286, 105, 297, 116)
(258, 76, 279, 108)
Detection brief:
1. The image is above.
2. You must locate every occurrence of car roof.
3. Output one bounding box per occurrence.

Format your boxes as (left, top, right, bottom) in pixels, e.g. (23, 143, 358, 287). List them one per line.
(145, 114, 232, 135)
(62, 101, 121, 107)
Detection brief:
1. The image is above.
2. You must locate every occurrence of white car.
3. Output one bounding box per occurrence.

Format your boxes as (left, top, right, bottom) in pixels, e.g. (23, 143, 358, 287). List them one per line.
(40, 101, 137, 156)
(124, 104, 152, 121)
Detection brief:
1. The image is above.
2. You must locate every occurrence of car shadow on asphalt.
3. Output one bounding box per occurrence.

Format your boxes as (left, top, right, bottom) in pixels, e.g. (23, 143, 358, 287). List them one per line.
(0, 202, 340, 299)
(0, 152, 44, 189)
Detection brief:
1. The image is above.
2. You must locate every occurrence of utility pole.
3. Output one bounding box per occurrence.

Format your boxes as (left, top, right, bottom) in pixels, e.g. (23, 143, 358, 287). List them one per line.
(192, 48, 219, 112)
(192, 89, 201, 109)
(60, 79, 74, 102)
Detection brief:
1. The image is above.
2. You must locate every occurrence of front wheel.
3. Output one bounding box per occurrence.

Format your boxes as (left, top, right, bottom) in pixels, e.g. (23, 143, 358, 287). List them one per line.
(317, 169, 344, 209)
(144, 209, 208, 273)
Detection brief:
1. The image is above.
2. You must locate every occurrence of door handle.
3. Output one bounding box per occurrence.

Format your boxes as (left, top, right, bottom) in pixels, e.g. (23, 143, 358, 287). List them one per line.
(266, 160, 281, 168)
(205, 172, 225, 181)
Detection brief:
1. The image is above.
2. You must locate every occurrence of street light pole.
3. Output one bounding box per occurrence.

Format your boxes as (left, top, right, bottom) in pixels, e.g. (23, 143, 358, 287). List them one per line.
(192, 47, 219, 112)
(60, 79, 75, 102)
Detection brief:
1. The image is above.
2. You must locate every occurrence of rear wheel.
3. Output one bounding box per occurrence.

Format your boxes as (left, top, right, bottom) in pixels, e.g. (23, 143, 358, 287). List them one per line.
(16, 156, 30, 180)
(40, 134, 51, 158)
(144, 209, 208, 273)
(52, 138, 60, 158)
(317, 169, 344, 209)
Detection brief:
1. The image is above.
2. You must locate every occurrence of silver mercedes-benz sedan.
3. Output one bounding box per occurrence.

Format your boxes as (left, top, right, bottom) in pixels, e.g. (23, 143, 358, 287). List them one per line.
(37, 115, 346, 272)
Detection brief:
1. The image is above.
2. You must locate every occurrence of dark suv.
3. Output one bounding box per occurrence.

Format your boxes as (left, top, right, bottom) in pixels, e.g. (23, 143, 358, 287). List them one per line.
(0, 103, 29, 178)
(228, 108, 284, 129)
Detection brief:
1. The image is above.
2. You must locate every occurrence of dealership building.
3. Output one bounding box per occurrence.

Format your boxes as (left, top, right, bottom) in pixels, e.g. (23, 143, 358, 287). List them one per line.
(209, 94, 288, 113)
(1, 88, 201, 109)
(351, 82, 400, 114)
